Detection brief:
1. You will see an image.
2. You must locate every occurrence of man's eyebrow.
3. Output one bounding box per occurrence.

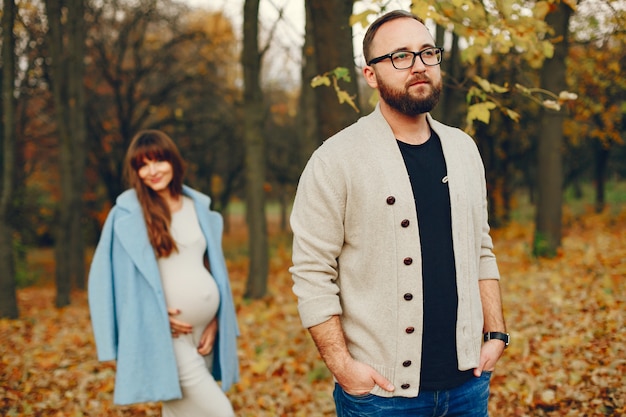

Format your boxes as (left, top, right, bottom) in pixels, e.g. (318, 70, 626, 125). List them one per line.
(388, 43, 436, 53)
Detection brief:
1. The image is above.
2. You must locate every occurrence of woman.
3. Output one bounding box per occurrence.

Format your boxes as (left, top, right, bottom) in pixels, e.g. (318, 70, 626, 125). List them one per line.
(88, 130, 239, 416)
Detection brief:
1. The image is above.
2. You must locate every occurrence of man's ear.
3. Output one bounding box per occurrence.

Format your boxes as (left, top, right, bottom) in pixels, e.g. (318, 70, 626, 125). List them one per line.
(362, 65, 378, 89)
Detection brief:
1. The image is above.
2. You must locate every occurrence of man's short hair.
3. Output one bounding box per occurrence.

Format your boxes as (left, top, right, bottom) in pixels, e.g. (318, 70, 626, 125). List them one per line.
(362, 10, 424, 64)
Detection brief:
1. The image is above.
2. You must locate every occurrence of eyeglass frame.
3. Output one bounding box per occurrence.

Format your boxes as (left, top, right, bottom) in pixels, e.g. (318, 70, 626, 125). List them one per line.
(367, 47, 444, 69)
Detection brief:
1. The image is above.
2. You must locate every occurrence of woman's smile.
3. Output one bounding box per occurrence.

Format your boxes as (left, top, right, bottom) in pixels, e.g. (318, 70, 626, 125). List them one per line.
(138, 158, 174, 194)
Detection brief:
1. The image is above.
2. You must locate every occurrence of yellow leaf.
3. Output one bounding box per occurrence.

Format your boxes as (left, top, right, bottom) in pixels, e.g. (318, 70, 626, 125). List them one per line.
(473, 76, 493, 93)
(336, 90, 360, 113)
(368, 90, 379, 108)
(467, 101, 496, 124)
(410, 0, 436, 20)
(349, 10, 376, 29)
(451, 0, 472, 8)
(491, 83, 509, 94)
(504, 108, 521, 122)
(533, 1, 551, 20)
(250, 357, 271, 375)
(608, 62, 620, 73)
(474, 76, 509, 94)
(542, 40, 555, 59)
(460, 45, 481, 64)
(310, 75, 330, 88)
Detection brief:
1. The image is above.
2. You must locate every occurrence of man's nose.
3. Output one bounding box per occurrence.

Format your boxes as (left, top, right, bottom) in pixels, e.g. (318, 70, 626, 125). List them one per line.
(411, 54, 426, 72)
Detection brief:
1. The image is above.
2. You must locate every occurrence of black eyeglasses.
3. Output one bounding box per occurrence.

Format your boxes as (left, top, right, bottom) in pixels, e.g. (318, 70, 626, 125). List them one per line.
(367, 47, 444, 69)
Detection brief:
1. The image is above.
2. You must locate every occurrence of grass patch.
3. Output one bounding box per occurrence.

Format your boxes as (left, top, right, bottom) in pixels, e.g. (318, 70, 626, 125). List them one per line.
(509, 180, 626, 224)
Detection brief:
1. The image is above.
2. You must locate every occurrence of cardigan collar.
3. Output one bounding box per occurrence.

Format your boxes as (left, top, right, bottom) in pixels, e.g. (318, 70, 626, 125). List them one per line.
(360, 104, 469, 220)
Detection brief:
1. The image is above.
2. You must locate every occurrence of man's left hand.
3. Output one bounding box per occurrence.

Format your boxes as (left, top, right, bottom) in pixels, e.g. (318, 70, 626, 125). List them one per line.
(473, 339, 505, 376)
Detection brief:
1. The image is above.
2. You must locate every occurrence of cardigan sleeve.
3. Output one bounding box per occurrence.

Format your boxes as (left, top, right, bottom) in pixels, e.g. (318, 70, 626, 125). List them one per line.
(475, 145, 500, 280)
(290, 153, 346, 329)
(88, 208, 119, 361)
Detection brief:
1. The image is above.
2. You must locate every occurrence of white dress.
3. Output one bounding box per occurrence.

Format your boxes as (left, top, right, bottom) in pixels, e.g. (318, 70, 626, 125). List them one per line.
(157, 196, 235, 417)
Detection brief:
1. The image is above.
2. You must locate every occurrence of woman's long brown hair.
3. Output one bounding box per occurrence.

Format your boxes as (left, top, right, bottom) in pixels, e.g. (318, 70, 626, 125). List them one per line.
(124, 130, 186, 258)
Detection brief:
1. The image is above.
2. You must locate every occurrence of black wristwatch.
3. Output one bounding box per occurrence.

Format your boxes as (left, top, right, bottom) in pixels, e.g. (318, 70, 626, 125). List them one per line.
(483, 332, 510, 348)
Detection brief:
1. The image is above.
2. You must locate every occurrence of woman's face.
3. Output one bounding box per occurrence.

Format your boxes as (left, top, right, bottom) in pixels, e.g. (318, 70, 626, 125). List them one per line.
(137, 157, 174, 195)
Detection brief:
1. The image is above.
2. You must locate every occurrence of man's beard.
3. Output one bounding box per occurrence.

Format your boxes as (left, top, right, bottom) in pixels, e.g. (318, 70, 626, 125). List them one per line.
(378, 75, 442, 116)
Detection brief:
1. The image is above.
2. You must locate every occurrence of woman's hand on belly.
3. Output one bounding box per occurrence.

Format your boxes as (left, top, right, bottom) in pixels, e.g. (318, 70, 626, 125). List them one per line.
(197, 316, 218, 355)
(168, 307, 193, 337)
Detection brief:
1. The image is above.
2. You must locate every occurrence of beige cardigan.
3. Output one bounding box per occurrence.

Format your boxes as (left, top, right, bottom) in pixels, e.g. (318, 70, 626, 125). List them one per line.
(290, 106, 500, 398)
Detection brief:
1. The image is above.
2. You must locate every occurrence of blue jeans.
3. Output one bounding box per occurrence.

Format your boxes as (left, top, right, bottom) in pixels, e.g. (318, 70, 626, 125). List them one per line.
(333, 372, 491, 417)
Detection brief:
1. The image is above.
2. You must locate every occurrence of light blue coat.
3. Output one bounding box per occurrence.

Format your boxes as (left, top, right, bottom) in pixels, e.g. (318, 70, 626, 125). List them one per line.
(88, 185, 239, 405)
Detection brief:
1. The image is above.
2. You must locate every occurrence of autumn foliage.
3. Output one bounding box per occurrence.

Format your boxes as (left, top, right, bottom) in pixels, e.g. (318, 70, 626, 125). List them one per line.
(1, 209, 625, 416)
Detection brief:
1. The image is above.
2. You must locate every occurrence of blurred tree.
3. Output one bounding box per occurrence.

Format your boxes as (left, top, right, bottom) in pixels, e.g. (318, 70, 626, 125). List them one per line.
(44, 0, 87, 306)
(86, 1, 197, 203)
(534, 1, 574, 257)
(431, 27, 465, 129)
(0, 1, 57, 270)
(167, 11, 244, 227)
(0, 0, 19, 319)
(9, 3, 57, 249)
(83, 1, 242, 219)
(565, 11, 626, 212)
(472, 53, 539, 227)
(242, 0, 269, 299)
(296, 0, 320, 166)
(308, 0, 360, 140)
(349, 0, 562, 127)
(265, 87, 301, 231)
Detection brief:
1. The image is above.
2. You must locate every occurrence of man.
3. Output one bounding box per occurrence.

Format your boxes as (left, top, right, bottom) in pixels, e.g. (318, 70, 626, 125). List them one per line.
(289, 9, 508, 416)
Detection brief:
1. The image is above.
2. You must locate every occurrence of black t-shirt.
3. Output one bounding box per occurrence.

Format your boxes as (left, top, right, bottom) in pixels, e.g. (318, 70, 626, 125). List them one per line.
(397, 131, 473, 390)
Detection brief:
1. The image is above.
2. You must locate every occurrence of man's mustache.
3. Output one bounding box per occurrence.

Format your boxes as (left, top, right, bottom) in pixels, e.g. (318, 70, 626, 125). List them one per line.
(406, 75, 431, 87)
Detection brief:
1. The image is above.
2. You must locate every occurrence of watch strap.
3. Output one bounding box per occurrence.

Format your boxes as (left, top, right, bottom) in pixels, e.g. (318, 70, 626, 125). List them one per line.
(484, 331, 510, 348)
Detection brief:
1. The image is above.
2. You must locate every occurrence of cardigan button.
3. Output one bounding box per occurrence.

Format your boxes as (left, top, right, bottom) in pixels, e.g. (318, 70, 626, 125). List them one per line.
(386, 196, 396, 205)
(405, 327, 415, 334)
(401, 219, 410, 227)
(401, 383, 410, 390)
(403, 257, 413, 265)
(403, 360, 412, 367)
(403, 293, 413, 301)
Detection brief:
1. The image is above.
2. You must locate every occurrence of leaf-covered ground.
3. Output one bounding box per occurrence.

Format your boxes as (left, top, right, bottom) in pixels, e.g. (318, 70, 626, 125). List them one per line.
(1, 209, 624, 416)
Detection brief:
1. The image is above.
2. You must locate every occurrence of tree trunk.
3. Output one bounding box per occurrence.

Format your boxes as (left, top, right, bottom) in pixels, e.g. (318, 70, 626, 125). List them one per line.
(308, 0, 359, 141)
(45, 0, 76, 306)
(279, 185, 288, 232)
(533, 2, 572, 257)
(297, 0, 320, 164)
(242, 0, 269, 299)
(67, 0, 87, 290)
(432, 28, 465, 129)
(593, 140, 609, 213)
(0, 0, 19, 319)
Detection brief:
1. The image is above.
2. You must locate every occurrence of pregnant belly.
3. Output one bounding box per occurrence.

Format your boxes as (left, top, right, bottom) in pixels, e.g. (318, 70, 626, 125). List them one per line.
(162, 269, 221, 329)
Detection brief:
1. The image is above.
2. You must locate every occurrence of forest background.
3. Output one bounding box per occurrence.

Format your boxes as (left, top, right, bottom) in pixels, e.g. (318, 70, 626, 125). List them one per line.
(0, 0, 625, 415)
